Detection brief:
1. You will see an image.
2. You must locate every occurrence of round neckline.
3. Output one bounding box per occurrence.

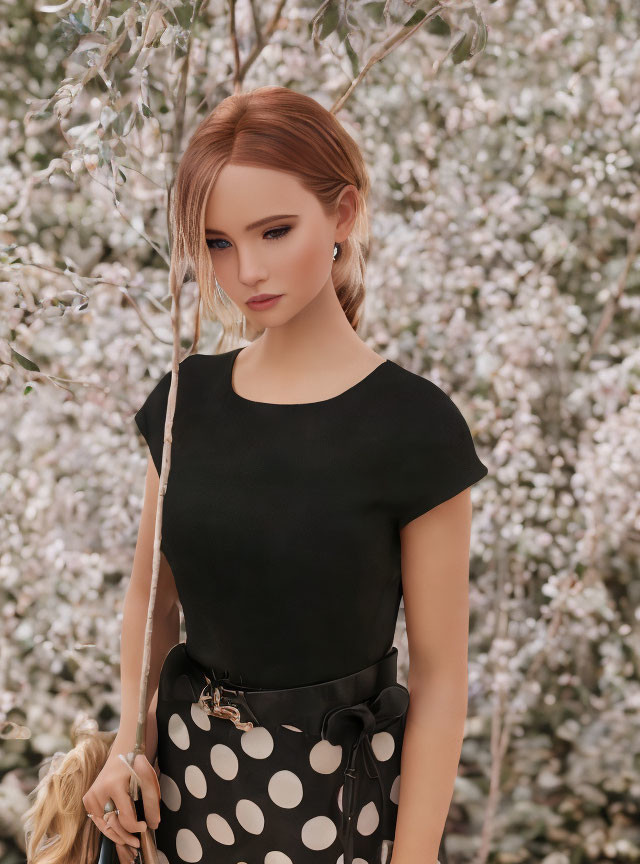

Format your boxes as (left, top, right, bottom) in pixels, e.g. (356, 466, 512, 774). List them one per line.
(227, 346, 391, 407)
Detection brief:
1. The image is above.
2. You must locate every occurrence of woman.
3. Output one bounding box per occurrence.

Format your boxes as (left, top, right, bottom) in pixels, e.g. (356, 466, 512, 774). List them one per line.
(83, 86, 488, 864)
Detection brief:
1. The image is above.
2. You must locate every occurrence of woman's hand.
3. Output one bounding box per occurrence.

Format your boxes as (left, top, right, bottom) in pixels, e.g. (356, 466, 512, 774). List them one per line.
(82, 715, 161, 864)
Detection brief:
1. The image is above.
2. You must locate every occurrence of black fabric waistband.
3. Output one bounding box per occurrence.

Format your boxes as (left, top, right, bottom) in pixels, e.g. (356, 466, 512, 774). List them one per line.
(157, 641, 407, 737)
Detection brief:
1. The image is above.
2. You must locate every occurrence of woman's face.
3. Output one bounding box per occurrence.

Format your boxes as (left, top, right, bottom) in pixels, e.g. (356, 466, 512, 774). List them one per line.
(203, 164, 351, 326)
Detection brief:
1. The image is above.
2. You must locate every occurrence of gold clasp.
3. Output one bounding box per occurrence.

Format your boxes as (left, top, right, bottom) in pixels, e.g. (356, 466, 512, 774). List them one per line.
(198, 680, 254, 731)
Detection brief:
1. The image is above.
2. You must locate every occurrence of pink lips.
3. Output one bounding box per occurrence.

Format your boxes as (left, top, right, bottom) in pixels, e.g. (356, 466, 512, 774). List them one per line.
(246, 294, 283, 310)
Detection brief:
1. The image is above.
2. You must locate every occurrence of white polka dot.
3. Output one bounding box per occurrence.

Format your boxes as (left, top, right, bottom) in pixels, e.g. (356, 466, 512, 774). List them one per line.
(379, 839, 394, 863)
(301, 815, 337, 850)
(371, 730, 395, 761)
(190, 702, 211, 730)
(267, 770, 304, 808)
(185, 764, 207, 798)
(390, 773, 401, 804)
(357, 800, 379, 835)
(206, 812, 235, 845)
(264, 853, 293, 864)
(236, 798, 265, 834)
(157, 851, 170, 864)
(281, 724, 303, 732)
(210, 743, 239, 780)
(159, 773, 181, 811)
(168, 713, 190, 750)
(176, 827, 202, 862)
(240, 725, 274, 759)
(336, 858, 368, 864)
(309, 739, 342, 774)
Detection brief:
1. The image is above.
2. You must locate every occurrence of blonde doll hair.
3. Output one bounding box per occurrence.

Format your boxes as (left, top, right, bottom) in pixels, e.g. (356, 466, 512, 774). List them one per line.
(23, 715, 116, 864)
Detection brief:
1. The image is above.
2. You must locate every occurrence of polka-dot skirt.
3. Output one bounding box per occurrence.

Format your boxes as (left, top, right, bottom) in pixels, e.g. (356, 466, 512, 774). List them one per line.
(153, 643, 449, 864)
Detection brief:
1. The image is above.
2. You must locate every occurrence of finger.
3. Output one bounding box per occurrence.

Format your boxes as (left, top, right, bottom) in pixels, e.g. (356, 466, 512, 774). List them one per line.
(109, 792, 147, 849)
(124, 844, 138, 864)
(115, 842, 131, 864)
(85, 793, 128, 845)
(91, 811, 138, 848)
(116, 842, 137, 864)
(117, 752, 161, 830)
(111, 786, 147, 839)
(132, 753, 162, 829)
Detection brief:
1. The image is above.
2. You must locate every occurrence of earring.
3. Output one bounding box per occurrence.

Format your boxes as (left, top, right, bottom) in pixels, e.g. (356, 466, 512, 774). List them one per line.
(333, 242, 340, 261)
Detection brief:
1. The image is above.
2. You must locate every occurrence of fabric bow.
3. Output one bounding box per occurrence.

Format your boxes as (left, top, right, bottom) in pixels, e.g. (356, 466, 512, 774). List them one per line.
(320, 683, 410, 864)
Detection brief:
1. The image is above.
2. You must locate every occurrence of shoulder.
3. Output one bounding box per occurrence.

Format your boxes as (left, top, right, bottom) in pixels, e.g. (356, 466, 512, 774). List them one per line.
(380, 361, 488, 526)
(137, 350, 226, 395)
(382, 360, 474, 440)
(134, 351, 229, 425)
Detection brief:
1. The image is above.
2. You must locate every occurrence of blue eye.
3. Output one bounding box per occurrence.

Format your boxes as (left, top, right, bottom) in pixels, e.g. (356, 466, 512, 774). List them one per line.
(206, 225, 291, 251)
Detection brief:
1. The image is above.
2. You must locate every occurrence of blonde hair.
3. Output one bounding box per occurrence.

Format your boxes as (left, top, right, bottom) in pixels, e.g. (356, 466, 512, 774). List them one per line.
(167, 85, 372, 352)
(23, 716, 116, 864)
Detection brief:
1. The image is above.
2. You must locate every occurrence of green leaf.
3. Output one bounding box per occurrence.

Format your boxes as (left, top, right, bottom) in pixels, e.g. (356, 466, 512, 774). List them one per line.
(405, 9, 427, 27)
(11, 349, 40, 372)
(452, 29, 473, 64)
(362, 2, 386, 24)
(320, 3, 340, 40)
(344, 35, 359, 77)
(67, 12, 91, 34)
(475, 18, 488, 53)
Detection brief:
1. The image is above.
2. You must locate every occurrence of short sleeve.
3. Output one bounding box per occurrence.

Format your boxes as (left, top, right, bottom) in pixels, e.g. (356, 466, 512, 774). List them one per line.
(134, 366, 173, 475)
(134, 353, 202, 474)
(391, 380, 489, 528)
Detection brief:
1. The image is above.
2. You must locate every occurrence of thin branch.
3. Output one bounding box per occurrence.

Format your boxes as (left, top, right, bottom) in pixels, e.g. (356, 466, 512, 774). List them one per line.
(194, 0, 286, 112)
(171, 0, 206, 172)
(6, 261, 173, 344)
(229, 0, 242, 93)
(237, 0, 288, 85)
(88, 169, 170, 266)
(330, 5, 440, 114)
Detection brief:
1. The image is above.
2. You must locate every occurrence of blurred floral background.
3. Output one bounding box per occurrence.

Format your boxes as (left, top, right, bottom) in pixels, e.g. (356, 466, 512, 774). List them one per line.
(1, 0, 639, 862)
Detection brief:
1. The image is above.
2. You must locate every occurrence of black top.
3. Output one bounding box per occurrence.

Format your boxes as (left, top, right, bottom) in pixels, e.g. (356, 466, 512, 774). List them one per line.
(134, 347, 488, 689)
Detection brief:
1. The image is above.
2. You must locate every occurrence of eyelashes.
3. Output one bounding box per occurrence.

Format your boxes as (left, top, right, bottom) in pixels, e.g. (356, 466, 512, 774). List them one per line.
(205, 225, 291, 251)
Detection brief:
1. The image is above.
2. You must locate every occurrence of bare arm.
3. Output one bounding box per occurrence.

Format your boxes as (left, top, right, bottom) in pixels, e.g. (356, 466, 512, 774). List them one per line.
(391, 488, 473, 864)
(111, 455, 181, 760)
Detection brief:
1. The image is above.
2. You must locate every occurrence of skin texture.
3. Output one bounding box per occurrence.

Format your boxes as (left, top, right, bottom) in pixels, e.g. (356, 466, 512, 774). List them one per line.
(393, 493, 472, 864)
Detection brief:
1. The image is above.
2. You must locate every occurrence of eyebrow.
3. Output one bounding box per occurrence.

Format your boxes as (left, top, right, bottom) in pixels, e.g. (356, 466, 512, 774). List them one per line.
(205, 214, 298, 236)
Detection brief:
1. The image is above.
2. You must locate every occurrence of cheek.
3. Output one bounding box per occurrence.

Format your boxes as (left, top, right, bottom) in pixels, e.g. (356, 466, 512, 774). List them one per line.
(287, 231, 330, 288)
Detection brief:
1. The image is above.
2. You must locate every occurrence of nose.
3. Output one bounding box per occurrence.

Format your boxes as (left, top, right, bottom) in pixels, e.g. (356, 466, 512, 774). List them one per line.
(236, 250, 268, 287)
